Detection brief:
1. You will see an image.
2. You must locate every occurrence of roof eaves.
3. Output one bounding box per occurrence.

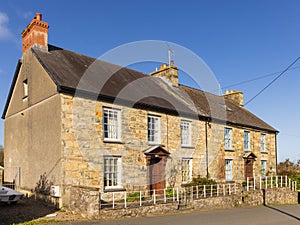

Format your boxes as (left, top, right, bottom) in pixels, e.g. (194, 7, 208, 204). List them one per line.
(1, 60, 22, 119)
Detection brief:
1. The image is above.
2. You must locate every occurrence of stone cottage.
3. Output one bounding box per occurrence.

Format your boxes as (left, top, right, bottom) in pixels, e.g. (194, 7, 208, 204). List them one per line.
(2, 14, 277, 207)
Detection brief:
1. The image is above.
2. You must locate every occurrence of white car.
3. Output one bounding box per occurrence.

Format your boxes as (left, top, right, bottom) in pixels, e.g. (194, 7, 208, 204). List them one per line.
(0, 186, 25, 204)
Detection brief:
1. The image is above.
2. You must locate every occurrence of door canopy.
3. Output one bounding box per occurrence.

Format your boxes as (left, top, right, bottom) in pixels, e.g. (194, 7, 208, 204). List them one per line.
(144, 145, 170, 156)
(242, 152, 257, 160)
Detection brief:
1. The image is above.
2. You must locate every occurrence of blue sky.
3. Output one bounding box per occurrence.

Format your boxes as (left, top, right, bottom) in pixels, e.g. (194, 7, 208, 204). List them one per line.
(0, 0, 299, 162)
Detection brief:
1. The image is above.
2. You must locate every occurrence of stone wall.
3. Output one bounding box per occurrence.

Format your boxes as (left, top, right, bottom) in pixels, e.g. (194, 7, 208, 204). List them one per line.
(241, 188, 298, 206)
(69, 186, 100, 219)
(67, 184, 298, 219)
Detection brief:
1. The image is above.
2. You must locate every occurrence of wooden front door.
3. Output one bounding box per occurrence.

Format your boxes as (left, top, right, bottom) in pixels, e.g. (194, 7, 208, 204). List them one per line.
(244, 159, 254, 180)
(149, 156, 166, 194)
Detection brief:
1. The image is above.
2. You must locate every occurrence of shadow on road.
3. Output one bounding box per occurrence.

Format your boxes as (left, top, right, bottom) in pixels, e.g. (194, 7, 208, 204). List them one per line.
(0, 196, 58, 225)
(265, 205, 300, 222)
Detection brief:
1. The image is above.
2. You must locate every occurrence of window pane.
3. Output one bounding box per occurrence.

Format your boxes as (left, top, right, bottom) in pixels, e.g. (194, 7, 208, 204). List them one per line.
(148, 116, 160, 143)
(104, 157, 121, 187)
(103, 109, 120, 140)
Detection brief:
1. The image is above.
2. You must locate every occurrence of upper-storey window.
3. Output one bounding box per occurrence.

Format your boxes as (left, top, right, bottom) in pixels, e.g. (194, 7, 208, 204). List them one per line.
(260, 133, 266, 152)
(224, 127, 232, 150)
(181, 120, 192, 147)
(103, 108, 121, 141)
(148, 115, 160, 144)
(244, 131, 250, 151)
(23, 79, 28, 99)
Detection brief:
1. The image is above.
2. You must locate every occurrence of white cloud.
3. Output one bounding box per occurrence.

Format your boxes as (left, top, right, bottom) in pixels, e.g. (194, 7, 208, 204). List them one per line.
(0, 12, 12, 40)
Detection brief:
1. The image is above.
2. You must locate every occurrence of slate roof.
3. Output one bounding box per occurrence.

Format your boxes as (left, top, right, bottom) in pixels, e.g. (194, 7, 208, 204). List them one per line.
(2, 45, 277, 132)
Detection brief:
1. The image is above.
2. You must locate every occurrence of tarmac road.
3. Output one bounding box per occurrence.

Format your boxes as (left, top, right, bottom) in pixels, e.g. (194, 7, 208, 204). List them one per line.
(57, 204, 300, 225)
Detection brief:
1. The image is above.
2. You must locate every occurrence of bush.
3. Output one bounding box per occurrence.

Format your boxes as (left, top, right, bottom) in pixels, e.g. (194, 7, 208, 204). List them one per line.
(34, 173, 53, 195)
(185, 176, 217, 187)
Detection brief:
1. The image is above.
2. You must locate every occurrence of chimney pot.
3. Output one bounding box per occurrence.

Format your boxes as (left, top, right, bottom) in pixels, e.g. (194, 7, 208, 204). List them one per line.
(36, 13, 42, 21)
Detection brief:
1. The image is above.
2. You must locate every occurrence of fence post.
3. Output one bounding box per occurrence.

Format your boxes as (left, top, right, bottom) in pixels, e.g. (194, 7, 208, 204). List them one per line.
(140, 191, 142, 206)
(176, 188, 179, 202)
(280, 176, 283, 188)
(217, 184, 219, 196)
(247, 177, 249, 191)
(285, 176, 288, 187)
(196, 186, 199, 199)
(190, 186, 193, 202)
(234, 183, 237, 194)
(265, 176, 268, 190)
(228, 184, 231, 195)
(276, 176, 278, 188)
(204, 185, 206, 198)
(271, 176, 273, 188)
(164, 189, 166, 203)
(124, 192, 127, 208)
(259, 176, 262, 190)
(253, 177, 256, 190)
(289, 179, 291, 189)
(153, 189, 156, 204)
(173, 188, 175, 202)
(210, 185, 213, 197)
(223, 184, 226, 196)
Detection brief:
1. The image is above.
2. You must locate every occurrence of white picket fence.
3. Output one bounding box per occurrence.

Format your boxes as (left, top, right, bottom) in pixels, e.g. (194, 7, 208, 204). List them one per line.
(245, 175, 297, 191)
(100, 183, 237, 209)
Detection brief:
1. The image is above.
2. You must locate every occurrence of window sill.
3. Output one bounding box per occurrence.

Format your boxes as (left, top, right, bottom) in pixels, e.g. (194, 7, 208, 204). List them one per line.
(261, 151, 268, 154)
(181, 145, 195, 149)
(244, 149, 251, 152)
(225, 149, 234, 152)
(103, 139, 124, 144)
(104, 187, 126, 193)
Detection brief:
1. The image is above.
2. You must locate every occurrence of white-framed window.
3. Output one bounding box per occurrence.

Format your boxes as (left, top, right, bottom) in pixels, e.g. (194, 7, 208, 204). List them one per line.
(225, 159, 233, 181)
(23, 79, 28, 98)
(261, 160, 267, 178)
(103, 108, 121, 141)
(181, 120, 192, 146)
(104, 156, 122, 189)
(148, 115, 160, 144)
(260, 133, 266, 152)
(182, 158, 192, 183)
(224, 128, 232, 150)
(244, 131, 250, 151)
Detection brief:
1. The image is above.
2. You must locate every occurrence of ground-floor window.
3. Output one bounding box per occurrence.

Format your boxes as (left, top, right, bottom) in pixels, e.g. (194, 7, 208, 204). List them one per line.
(182, 158, 192, 183)
(261, 160, 267, 178)
(225, 159, 233, 181)
(104, 156, 122, 189)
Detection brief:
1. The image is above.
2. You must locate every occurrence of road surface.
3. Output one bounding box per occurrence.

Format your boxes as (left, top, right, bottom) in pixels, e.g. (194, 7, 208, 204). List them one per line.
(56, 205, 300, 225)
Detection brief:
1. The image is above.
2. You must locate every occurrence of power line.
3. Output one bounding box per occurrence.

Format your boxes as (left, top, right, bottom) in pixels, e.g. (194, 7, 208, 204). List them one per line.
(216, 65, 300, 92)
(244, 56, 300, 106)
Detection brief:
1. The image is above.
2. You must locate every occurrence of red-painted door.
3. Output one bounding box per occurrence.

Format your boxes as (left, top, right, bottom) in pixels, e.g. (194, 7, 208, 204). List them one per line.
(149, 157, 166, 195)
(244, 159, 254, 180)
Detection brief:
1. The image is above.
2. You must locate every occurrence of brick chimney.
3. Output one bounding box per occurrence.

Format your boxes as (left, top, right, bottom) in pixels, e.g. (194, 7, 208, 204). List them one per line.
(21, 13, 49, 54)
(223, 90, 244, 107)
(150, 61, 179, 86)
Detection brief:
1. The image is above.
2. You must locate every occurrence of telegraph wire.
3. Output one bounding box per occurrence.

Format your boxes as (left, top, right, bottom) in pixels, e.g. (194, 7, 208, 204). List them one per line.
(213, 65, 300, 93)
(244, 56, 300, 106)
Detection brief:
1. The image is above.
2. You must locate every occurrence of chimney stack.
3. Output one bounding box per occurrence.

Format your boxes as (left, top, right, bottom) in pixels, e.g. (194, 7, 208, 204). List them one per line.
(21, 13, 49, 54)
(150, 61, 179, 86)
(223, 90, 244, 107)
